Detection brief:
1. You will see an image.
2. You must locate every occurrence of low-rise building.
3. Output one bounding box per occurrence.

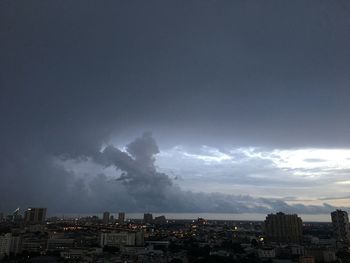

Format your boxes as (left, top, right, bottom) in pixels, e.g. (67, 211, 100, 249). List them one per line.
(154, 215, 167, 225)
(258, 246, 276, 259)
(299, 255, 315, 263)
(306, 248, 337, 263)
(100, 231, 144, 248)
(47, 238, 74, 251)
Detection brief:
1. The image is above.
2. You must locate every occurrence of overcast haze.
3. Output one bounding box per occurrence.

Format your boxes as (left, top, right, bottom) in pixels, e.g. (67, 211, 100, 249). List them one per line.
(1, 1, 350, 215)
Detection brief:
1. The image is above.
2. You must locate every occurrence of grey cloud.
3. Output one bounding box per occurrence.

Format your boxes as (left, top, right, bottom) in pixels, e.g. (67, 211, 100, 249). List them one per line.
(318, 196, 350, 201)
(1, 1, 350, 150)
(78, 133, 350, 214)
(97, 133, 172, 201)
(0, 130, 347, 214)
(1, 1, 350, 215)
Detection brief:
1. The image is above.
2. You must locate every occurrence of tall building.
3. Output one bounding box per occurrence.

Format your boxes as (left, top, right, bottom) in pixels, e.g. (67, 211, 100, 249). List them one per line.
(103, 211, 110, 225)
(12, 208, 22, 223)
(0, 233, 20, 257)
(331, 209, 350, 243)
(0, 233, 12, 256)
(143, 213, 153, 224)
(118, 212, 125, 224)
(264, 212, 303, 243)
(24, 208, 46, 223)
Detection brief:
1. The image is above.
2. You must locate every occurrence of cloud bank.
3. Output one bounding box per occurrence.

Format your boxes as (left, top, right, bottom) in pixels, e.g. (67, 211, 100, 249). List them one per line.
(50, 133, 349, 214)
(0, 125, 348, 215)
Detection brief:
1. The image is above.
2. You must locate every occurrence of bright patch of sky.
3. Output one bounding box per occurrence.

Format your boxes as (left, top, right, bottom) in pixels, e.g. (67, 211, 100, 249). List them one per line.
(156, 146, 350, 206)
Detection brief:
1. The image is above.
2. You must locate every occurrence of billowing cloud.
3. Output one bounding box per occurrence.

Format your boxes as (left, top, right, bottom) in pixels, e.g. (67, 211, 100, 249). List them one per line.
(95, 133, 173, 207)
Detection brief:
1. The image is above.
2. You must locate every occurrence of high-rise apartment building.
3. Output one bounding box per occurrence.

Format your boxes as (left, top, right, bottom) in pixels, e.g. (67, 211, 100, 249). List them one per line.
(143, 213, 153, 224)
(103, 211, 110, 225)
(264, 212, 303, 243)
(24, 208, 46, 223)
(331, 209, 350, 243)
(118, 212, 125, 224)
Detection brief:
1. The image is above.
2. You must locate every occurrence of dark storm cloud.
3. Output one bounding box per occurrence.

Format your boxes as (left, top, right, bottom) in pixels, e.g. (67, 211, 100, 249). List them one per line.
(0, 1, 350, 213)
(96, 133, 173, 206)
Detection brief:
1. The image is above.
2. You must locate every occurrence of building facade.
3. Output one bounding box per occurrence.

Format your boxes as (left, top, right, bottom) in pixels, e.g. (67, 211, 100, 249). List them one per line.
(264, 212, 303, 243)
(143, 213, 153, 224)
(100, 231, 144, 248)
(118, 212, 125, 224)
(24, 208, 46, 224)
(331, 209, 350, 243)
(102, 211, 110, 225)
(0, 234, 12, 256)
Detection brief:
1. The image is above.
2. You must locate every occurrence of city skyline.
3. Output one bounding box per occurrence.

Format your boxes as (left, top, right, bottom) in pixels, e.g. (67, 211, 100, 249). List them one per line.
(1, 1, 350, 214)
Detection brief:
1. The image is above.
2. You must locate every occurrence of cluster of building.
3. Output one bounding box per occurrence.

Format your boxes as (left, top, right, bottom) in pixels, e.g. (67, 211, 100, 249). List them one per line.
(0, 208, 349, 263)
(260, 211, 349, 263)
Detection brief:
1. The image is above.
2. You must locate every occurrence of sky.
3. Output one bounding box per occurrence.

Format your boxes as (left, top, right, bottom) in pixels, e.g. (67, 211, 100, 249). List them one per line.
(1, 1, 350, 215)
